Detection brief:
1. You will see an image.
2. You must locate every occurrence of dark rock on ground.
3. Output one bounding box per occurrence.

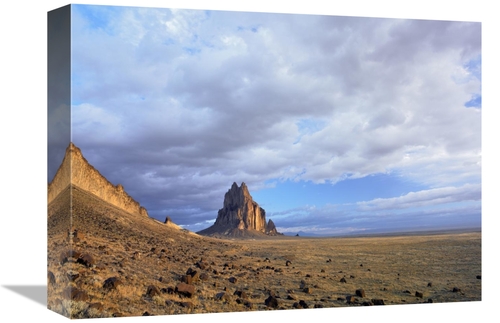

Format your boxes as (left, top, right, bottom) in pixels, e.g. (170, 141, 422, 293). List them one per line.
(265, 296, 279, 308)
(346, 295, 357, 304)
(355, 289, 366, 297)
(77, 253, 95, 267)
(146, 285, 161, 297)
(215, 292, 231, 302)
(88, 303, 103, 311)
(179, 301, 194, 309)
(62, 287, 88, 302)
(103, 277, 122, 290)
(176, 283, 195, 298)
(234, 290, 248, 299)
(48, 271, 56, 286)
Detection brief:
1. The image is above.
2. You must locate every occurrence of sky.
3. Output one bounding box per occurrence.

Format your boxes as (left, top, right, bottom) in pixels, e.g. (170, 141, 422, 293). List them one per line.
(54, 4, 481, 236)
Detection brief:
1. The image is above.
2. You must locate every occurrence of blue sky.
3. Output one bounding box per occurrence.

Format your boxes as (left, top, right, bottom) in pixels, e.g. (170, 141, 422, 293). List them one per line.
(57, 4, 482, 236)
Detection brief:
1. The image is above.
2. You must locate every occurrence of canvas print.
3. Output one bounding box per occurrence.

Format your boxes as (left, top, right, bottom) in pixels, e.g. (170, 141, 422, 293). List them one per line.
(47, 4, 481, 319)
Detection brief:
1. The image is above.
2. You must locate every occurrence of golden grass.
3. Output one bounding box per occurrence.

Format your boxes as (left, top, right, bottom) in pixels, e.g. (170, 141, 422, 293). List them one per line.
(48, 187, 481, 318)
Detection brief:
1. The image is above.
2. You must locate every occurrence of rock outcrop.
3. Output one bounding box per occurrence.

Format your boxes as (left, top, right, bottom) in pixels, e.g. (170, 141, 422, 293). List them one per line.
(48, 142, 149, 217)
(266, 219, 278, 235)
(197, 182, 281, 237)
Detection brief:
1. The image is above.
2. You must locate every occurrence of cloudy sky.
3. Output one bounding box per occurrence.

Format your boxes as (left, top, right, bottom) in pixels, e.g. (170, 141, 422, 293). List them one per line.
(57, 4, 481, 236)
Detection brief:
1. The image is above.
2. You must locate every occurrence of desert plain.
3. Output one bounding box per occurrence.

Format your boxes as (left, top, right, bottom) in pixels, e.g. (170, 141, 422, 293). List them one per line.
(47, 186, 481, 319)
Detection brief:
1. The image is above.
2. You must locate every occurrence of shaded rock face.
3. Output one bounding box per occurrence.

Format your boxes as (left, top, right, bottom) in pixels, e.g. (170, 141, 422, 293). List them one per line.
(198, 182, 281, 237)
(266, 219, 278, 235)
(48, 142, 148, 217)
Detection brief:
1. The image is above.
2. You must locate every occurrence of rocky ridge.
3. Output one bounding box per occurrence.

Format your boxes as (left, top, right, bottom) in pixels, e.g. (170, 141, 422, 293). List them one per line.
(197, 182, 282, 237)
(48, 142, 149, 218)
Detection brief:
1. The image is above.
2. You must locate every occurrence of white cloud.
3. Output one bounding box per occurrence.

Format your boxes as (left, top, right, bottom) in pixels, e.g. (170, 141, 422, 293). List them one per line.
(69, 6, 481, 228)
(357, 183, 481, 211)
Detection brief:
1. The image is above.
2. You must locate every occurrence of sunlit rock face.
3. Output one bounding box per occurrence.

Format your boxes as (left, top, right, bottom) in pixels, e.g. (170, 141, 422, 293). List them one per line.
(48, 142, 148, 218)
(198, 182, 281, 237)
(214, 182, 267, 231)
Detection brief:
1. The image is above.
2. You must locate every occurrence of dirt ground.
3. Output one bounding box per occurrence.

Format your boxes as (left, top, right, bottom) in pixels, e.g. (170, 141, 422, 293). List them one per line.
(47, 186, 481, 319)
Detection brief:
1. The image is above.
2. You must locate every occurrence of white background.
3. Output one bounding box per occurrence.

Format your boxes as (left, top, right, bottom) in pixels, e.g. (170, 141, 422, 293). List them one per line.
(0, 1, 496, 322)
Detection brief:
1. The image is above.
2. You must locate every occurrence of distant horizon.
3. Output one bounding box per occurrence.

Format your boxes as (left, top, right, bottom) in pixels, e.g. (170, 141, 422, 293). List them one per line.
(48, 4, 481, 237)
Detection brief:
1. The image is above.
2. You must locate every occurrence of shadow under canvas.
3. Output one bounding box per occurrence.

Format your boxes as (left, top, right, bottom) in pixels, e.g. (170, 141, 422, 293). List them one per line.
(2, 285, 46, 307)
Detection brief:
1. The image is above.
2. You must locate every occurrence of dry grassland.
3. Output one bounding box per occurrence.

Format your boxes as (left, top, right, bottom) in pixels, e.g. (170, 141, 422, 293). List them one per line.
(47, 186, 481, 319)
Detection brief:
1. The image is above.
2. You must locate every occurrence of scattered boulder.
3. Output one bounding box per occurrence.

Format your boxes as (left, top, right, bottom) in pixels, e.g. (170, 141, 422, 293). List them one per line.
(452, 287, 461, 293)
(76, 253, 95, 268)
(146, 285, 161, 297)
(346, 295, 357, 304)
(228, 277, 237, 284)
(215, 292, 231, 302)
(372, 299, 385, 305)
(195, 260, 210, 271)
(234, 290, 248, 299)
(415, 291, 424, 298)
(265, 295, 279, 308)
(102, 277, 122, 290)
(183, 268, 200, 284)
(176, 283, 195, 298)
(236, 298, 253, 308)
(47, 271, 56, 286)
(179, 301, 194, 309)
(59, 250, 81, 265)
(88, 303, 104, 311)
(355, 289, 366, 298)
(62, 287, 88, 302)
(340, 277, 347, 283)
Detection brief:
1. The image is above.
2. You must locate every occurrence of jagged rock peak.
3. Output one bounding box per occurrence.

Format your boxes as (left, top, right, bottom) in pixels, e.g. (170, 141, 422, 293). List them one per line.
(266, 219, 278, 235)
(197, 182, 282, 237)
(48, 142, 149, 218)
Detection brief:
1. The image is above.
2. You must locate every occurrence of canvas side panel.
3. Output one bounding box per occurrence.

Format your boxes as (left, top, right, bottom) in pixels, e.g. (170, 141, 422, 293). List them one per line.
(47, 4, 72, 318)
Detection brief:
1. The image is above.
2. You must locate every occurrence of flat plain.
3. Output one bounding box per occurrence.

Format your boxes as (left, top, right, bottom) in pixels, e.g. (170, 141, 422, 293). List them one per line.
(47, 186, 481, 318)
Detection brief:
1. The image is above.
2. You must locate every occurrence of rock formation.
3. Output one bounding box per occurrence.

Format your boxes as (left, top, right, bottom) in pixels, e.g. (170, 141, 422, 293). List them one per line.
(197, 182, 281, 237)
(48, 142, 149, 217)
(266, 219, 278, 235)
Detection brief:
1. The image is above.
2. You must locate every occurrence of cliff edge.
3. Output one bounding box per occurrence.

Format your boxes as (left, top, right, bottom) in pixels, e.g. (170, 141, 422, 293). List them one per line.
(47, 142, 149, 218)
